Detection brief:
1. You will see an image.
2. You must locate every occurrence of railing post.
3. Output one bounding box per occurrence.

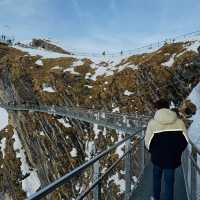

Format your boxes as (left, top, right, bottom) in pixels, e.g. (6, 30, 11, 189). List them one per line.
(108, 182, 113, 200)
(125, 136, 132, 200)
(92, 145, 101, 200)
(93, 160, 101, 200)
(191, 147, 197, 200)
(96, 112, 100, 121)
(140, 129, 145, 171)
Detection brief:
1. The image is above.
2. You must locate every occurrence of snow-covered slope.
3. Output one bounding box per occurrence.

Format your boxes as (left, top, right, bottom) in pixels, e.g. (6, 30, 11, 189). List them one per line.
(12, 129, 41, 196)
(187, 81, 200, 196)
(188, 82, 200, 147)
(14, 45, 72, 59)
(14, 34, 200, 77)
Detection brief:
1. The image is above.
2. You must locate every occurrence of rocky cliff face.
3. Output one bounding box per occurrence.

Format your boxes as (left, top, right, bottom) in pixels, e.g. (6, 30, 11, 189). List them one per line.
(0, 38, 200, 199)
(31, 39, 71, 55)
(15, 39, 71, 55)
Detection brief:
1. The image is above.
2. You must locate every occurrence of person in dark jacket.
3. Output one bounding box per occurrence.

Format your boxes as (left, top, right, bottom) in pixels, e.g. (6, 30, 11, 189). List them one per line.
(145, 99, 188, 200)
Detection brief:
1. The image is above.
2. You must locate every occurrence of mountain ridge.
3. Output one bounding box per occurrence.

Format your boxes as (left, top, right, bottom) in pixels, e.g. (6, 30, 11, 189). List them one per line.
(0, 36, 200, 199)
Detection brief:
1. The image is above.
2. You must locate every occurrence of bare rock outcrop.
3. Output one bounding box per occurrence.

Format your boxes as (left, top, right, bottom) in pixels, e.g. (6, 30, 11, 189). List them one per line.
(31, 39, 71, 55)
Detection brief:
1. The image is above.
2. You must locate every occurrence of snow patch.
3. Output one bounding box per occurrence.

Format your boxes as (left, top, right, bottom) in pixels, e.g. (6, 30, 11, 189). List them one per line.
(51, 65, 61, 70)
(112, 107, 120, 113)
(58, 118, 71, 128)
(124, 90, 134, 96)
(12, 129, 41, 197)
(162, 54, 176, 67)
(39, 131, 45, 136)
(176, 51, 186, 58)
(85, 141, 95, 160)
(118, 63, 138, 72)
(14, 45, 72, 59)
(0, 107, 8, 131)
(35, 59, 43, 66)
(42, 84, 56, 93)
(90, 65, 114, 81)
(63, 67, 80, 75)
(93, 124, 101, 139)
(0, 138, 6, 158)
(85, 72, 92, 79)
(70, 148, 78, 157)
(186, 40, 200, 53)
(115, 132, 124, 157)
(75, 182, 81, 191)
(84, 85, 93, 88)
(72, 60, 84, 67)
(108, 172, 125, 194)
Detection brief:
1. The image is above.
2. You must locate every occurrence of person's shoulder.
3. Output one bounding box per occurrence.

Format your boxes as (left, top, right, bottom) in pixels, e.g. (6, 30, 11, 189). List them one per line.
(175, 118, 186, 128)
(176, 118, 185, 124)
(147, 118, 156, 126)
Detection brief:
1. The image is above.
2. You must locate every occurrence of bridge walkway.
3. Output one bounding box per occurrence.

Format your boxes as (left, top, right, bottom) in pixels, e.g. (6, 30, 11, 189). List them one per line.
(131, 163, 187, 200)
(0, 104, 199, 200)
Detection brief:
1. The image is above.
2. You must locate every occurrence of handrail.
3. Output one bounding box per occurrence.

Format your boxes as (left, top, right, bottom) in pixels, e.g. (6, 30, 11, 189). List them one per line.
(0, 103, 149, 199)
(5, 103, 200, 199)
(189, 154, 200, 174)
(182, 138, 200, 200)
(76, 136, 144, 200)
(77, 147, 131, 200)
(28, 128, 145, 200)
(2, 103, 151, 119)
(188, 138, 200, 155)
(0, 104, 149, 135)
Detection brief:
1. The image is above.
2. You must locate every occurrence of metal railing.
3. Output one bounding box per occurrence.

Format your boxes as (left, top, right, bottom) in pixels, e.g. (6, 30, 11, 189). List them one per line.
(0, 104, 150, 134)
(182, 139, 200, 200)
(4, 103, 199, 199)
(0, 103, 151, 199)
(27, 127, 149, 200)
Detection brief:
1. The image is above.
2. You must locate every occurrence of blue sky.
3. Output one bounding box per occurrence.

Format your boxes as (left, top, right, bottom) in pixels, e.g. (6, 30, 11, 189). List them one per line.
(0, 0, 200, 52)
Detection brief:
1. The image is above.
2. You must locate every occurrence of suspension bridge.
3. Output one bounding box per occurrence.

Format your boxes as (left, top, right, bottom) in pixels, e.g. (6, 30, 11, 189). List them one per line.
(65, 30, 200, 57)
(0, 104, 200, 200)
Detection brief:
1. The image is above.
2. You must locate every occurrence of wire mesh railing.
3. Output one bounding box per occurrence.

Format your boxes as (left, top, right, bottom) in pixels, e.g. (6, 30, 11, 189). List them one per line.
(0, 104, 150, 134)
(27, 128, 149, 200)
(4, 103, 198, 199)
(0, 103, 151, 199)
(182, 139, 200, 200)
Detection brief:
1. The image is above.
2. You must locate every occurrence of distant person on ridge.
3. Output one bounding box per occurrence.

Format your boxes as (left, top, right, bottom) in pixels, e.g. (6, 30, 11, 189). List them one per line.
(145, 99, 188, 200)
(102, 51, 106, 56)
